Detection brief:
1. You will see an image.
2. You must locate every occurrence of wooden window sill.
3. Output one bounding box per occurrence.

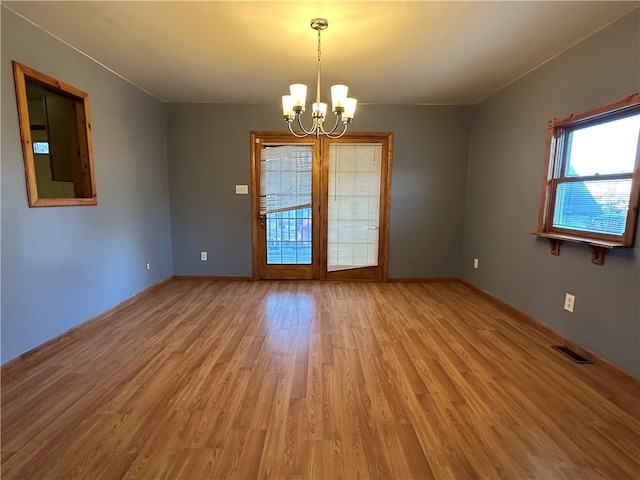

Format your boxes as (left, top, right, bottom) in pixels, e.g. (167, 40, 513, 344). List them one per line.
(531, 232, 627, 265)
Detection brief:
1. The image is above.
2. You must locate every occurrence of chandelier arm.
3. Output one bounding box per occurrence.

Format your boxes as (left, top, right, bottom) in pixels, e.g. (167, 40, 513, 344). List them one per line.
(296, 113, 321, 137)
(288, 121, 311, 138)
(319, 113, 342, 136)
(322, 122, 349, 140)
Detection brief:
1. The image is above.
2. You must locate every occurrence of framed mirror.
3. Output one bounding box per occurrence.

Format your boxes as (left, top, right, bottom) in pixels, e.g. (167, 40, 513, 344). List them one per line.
(12, 61, 97, 207)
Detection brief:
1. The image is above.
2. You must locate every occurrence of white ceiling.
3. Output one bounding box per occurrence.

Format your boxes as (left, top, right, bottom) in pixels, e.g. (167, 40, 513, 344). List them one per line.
(3, 1, 638, 105)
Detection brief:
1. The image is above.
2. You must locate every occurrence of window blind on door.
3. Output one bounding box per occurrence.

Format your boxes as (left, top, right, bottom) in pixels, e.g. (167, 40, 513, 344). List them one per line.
(327, 144, 382, 272)
(260, 145, 313, 215)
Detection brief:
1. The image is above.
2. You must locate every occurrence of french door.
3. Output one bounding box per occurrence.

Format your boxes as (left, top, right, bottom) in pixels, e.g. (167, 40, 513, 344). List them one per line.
(251, 132, 392, 280)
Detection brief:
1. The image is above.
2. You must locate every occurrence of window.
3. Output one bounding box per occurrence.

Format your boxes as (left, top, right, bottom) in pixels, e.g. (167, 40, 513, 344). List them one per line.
(33, 142, 49, 154)
(536, 94, 640, 254)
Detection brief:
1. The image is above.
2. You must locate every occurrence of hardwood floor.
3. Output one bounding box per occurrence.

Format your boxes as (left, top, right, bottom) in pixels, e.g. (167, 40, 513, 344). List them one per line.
(2, 279, 639, 479)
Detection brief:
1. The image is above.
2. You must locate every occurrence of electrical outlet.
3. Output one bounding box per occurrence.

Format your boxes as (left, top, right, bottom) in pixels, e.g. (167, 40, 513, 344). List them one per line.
(145, 262, 150, 271)
(473, 258, 479, 269)
(201, 251, 208, 261)
(564, 293, 575, 313)
(235, 184, 249, 195)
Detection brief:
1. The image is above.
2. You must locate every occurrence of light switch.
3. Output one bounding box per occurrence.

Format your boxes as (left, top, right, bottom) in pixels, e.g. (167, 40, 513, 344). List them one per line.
(235, 185, 249, 195)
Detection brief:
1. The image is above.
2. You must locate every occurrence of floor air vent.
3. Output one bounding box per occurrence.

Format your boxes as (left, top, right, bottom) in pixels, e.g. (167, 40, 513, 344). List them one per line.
(552, 345, 592, 364)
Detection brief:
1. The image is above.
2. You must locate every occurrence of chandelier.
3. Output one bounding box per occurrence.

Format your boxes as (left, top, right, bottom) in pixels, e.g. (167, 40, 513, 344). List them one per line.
(281, 18, 357, 139)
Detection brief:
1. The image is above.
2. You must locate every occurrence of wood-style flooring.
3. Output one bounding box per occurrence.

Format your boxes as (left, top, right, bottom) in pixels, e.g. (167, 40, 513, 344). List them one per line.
(2, 279, 639, 479)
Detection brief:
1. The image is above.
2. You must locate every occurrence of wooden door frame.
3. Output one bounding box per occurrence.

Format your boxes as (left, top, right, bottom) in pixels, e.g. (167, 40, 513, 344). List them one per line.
(251, 132, 321, 280)
(251, 131, 393, 281)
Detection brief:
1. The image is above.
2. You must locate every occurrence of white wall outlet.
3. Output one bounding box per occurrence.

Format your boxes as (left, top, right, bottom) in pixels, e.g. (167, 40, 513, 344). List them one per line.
(201, 251, 208, 261)
(564, 293, 575, 313)
(235, 184, 249, 195)
(145, 262, 150, 271)
(473, 258, 479, 269)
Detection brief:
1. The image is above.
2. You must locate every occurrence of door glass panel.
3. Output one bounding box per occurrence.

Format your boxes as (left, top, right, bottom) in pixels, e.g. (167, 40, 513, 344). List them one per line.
(266, 207, 312, 264)
(260, 144, 313, 265)
(327, 144, 382, 272)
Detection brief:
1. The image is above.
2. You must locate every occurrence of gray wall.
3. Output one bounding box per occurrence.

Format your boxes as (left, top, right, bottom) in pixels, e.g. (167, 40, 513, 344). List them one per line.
(1, 9, 174, 363)
(166, 103, 471, 278)
(463, 9, 640, 377)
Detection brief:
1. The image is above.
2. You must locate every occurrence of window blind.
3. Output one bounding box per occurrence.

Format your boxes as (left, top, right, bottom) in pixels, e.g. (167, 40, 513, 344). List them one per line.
(259, 145, 313, 216)
(553, 179, 632, 236)
(327, 144, 382, 272)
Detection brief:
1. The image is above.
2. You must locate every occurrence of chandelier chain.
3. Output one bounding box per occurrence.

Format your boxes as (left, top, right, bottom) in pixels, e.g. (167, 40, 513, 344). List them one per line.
(317, 27, 322, 67)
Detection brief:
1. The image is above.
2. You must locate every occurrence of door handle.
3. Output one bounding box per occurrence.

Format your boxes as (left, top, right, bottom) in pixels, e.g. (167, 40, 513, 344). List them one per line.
(259, 215, 266, 228)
